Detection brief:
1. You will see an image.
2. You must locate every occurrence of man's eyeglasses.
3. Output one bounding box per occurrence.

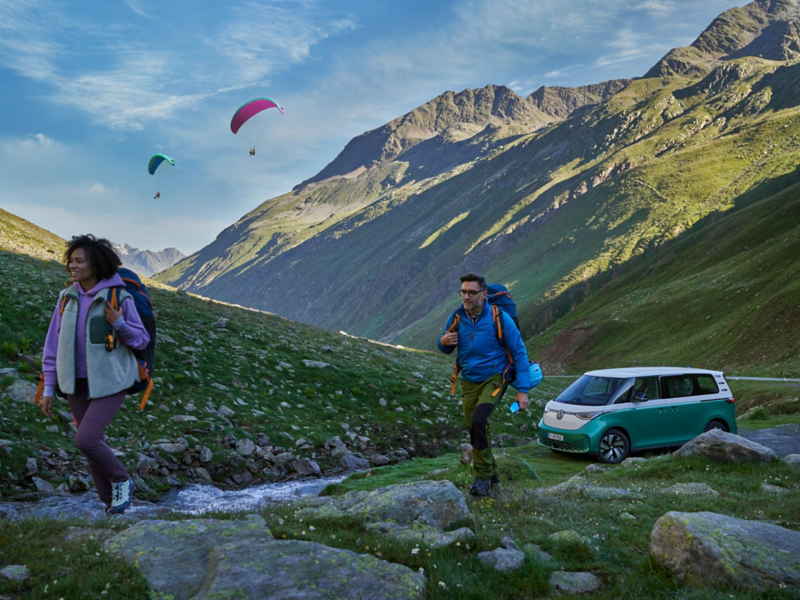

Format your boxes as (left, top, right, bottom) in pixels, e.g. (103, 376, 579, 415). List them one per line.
(459, 289, 484, 298)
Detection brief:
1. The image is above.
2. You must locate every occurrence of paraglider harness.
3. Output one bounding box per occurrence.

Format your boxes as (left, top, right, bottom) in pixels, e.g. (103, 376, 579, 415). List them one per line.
(448, 284, 520, 398)
(35, 268, 156, 410)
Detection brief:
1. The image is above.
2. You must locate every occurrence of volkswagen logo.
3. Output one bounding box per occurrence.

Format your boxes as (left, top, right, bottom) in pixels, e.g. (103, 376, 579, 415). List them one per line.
(557, 410, 564, 420)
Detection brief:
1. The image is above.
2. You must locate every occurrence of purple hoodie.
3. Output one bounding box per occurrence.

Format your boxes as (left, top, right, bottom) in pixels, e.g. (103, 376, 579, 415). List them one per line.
(42, 274, 150, 396)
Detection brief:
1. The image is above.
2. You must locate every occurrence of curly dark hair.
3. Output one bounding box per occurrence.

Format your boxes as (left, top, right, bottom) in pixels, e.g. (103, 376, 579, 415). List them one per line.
(63, 234, 121, 281)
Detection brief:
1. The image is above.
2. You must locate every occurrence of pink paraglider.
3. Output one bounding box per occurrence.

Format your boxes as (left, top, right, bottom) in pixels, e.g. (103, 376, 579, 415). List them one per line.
(230, 98, 283, 134)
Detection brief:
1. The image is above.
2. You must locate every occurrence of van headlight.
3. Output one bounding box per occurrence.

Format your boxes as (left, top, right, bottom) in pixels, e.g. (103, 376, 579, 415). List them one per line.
(575, 412, 602, 420)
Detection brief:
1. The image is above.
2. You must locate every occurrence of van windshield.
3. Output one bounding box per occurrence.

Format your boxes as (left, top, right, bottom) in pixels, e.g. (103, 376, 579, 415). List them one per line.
(554, 375, 626, 406)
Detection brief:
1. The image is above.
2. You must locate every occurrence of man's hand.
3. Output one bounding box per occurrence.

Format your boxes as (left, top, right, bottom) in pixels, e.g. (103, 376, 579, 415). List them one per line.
(440, 331, 458, 346)
(40, 395, 54, 418)
(515, 392, 529, 411)
(104, 301, 122, 324)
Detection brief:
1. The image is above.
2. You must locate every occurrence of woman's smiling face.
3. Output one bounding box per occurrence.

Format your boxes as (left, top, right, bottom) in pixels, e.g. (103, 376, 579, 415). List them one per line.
(68, 247, 97, 290)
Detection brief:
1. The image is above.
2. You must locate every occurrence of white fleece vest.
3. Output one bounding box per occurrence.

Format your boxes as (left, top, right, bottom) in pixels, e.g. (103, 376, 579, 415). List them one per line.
(56, 286, 140, 399)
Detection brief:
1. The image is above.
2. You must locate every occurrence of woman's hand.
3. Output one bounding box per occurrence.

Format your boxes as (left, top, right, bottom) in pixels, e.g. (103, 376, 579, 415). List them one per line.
(40, 395, 54, 418)
(104, 300, 122, 324)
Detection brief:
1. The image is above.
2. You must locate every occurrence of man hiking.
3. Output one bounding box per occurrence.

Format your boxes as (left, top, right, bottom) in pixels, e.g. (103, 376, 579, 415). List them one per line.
(438, 273, 531, 496)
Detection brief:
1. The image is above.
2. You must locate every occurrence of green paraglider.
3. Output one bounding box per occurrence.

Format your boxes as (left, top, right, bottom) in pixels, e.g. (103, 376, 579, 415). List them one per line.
(148, 154, 174, 199)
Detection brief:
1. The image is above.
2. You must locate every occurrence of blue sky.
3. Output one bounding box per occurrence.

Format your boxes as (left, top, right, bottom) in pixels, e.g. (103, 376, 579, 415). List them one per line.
(0, 0, 742, 255)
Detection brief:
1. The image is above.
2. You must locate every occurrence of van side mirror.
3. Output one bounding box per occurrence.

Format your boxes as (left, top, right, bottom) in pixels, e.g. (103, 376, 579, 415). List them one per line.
(634, 392, 648, 402)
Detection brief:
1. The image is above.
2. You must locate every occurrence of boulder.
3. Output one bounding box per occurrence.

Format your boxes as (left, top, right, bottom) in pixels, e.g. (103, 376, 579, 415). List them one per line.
(105, 515, 274, 600)
(523, 543, 553, 563)
(650, 511, 800, 588)
(194, 467, 212, 483)
(548, 530, 590, 545)
(199, 446, 213, 463)
(673, 430, 778, 463)
(621, 457, 647, 467)
(32, 476, 55, 495)
(661, 483, 719, 496)
(151, 442, 186, 457)
(368, 455, 389, 466)
(198, 539, 424, 600)
(6, 380, 38, 404)
(550, 571, 603, 594)
(537, 475, 643, 499)
(296, 480, 470, 530)
(217, 405, 235, 418)
(478, 537, 526, 572)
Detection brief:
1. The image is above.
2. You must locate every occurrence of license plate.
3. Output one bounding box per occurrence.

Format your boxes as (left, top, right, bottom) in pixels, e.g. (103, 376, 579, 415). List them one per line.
(548, 433, 564, 441)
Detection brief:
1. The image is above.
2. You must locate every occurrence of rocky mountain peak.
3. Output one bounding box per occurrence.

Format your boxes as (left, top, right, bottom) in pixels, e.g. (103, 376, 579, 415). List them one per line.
(645, 0, 800, 78)
(528, 79, 633, 120)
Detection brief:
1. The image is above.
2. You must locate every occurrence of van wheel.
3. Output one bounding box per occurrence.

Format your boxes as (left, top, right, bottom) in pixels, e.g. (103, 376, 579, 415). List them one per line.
(598, 429, 629, 464)
(704, 420, 727, 433)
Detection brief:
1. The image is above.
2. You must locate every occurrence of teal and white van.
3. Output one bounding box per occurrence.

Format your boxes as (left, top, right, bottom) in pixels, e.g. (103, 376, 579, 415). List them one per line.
(537, 368, 736, 464)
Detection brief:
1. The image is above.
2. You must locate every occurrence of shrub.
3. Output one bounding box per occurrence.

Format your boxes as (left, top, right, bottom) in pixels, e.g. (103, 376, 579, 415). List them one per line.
(748, 406, 769, 421)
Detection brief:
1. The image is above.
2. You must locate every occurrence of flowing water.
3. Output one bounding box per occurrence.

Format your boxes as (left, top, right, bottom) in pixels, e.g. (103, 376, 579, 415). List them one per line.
(0, 475, 347, 522)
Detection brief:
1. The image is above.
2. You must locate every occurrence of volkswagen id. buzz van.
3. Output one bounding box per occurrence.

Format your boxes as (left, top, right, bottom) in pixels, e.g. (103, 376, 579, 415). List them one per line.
(537, 368, 736, 464)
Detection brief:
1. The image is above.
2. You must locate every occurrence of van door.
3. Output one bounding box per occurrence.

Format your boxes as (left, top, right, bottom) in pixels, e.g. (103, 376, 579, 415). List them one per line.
(626, 377, 670, 449)
(661, 375, 703, 443)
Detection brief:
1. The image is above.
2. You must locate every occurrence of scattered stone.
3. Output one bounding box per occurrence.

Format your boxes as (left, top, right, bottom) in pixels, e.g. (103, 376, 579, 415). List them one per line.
(302, 359, 329, 368)
(620, 512, 637, 521)
(212, 318, 227, 328)
(0, 565, 30, 582)
(782, 454, 800, 468)
(157, 333, 177, 344)
(478, 537, 526, 572)
(621, 457, 647, 466)
(172, 415, 197, 422)
(32, 477, 55, 495)
(368, 455, 389, 466)
(584, 463, 606, 473)
(550, 571, 603, 595)
(217, 405, 235, 418)
(661, 483, 719, 496)
(537, 475, 643, 499)
(460, 443, 473, 465)
(523, 543, 553, 563)
(235, 438, 256, 457)
(152, 442, 185, 456)
(291, 458, 321, 476)
(367, 522, 474, 549)
(761, 483, 787, 494)
(69, 475, 91, 492)
(548, 530, 590, 545)
(673, 430, 778, 463)
(339, 455, 370, 470)
(278, 361, 293, 370)
(194, 467, 212, 483)
(650, 511, 800, 588)
(24, 457, 37, 476)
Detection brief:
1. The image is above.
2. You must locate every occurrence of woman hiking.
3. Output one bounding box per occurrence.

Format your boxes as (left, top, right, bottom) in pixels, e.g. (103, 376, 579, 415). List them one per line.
(40, 234, 150, 515)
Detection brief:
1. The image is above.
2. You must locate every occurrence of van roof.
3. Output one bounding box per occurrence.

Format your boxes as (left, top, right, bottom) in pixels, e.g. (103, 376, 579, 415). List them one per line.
(584, 367, 724, 378)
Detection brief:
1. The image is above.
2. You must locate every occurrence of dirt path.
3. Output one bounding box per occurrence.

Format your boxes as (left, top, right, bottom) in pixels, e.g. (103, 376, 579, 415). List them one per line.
(738, 424, 800, 458)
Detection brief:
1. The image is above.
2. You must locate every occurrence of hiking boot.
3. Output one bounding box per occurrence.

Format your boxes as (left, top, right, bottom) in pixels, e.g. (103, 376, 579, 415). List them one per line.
(109, 479, 135, 514)
(490, 475, 500, 488)
(469, 478, 491, 496)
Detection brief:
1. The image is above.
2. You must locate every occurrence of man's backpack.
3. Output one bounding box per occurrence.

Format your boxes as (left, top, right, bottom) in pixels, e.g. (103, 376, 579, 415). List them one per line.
(446, 284, 522, 396)
(107, 268, 156, 410)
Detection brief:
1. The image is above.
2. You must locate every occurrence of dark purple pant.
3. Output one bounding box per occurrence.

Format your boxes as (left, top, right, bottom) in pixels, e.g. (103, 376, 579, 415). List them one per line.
(67, 379, 129, 508)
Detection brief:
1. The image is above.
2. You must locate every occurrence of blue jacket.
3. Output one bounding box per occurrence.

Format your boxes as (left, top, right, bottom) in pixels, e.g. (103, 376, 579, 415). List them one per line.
(437, 300, 531, 393)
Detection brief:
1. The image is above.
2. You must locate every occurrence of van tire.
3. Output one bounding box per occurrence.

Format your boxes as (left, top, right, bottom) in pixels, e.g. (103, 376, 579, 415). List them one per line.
(598, 428, 630, 464)
(704, 420, 728, 433)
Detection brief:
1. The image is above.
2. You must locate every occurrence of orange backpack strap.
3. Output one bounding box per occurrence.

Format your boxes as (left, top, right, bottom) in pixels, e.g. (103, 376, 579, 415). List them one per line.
(447, 313, 461, 393)
(34, 373, 44, 405)
(59, 295, 68, 315)
(491, 306, 515, 397)
(137, 361, 154, 410)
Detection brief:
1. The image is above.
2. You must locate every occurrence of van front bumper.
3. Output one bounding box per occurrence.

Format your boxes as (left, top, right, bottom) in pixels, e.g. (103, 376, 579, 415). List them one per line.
(537, 421, 591, 453)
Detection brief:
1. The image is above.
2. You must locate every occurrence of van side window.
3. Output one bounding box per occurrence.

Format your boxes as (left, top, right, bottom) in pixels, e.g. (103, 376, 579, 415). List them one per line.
(634, 377, 660, 400)
(662, 376, 694, 398)
(694, 375, 719, 395)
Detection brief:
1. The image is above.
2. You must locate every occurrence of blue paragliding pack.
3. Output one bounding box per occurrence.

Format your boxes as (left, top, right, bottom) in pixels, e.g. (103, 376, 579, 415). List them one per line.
(107, 267, 156, 409)
(486, 283, 518, 330)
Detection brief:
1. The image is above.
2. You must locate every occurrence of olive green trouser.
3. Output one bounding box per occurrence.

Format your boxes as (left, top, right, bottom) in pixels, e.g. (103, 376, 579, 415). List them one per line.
(461, 374, 505, 480)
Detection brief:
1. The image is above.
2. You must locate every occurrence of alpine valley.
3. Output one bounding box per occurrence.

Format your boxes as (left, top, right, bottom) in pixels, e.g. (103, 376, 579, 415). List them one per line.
(157, 0, 800, 377)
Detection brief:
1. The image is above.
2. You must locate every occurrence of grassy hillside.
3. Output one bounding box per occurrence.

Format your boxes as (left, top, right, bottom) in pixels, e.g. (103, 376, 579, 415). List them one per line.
(154, 0, 800, 380)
